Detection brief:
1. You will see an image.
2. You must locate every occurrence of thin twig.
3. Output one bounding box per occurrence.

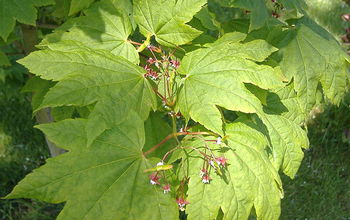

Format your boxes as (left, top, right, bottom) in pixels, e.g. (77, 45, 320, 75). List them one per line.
(128, 40, 142, 46)
(152, 88, 167, 102)
(143, 131, 210, 157)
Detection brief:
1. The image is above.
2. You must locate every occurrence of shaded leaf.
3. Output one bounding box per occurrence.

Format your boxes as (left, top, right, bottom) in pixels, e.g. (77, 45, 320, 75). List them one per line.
(42, 0, 139, 63)
(0, 0, 54, 40)
(176, 34, 282, 134)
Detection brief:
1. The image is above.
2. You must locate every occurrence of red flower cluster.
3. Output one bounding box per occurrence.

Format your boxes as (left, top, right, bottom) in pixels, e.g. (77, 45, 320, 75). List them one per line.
(170, 59, 180, 69)
(149, 173, 161, 185)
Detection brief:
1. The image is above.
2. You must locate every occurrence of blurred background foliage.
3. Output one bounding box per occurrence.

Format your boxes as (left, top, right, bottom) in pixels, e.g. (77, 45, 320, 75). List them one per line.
(0, 0, 349, 219)
(305, 0, 349, 35)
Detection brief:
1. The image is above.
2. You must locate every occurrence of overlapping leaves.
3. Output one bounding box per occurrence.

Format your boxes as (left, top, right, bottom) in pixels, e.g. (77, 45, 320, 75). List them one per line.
(176, 33, 309, 177)
(19, 42, 156, 146)
(6, 0, 350, 219)
(217, 0, 269, 31)
(176, 33, 283, 134)
(178, 119, 282, 220)
(53, 0, 95, 17)
(6, 114, 178, 220)
(42, 0, 138, 63)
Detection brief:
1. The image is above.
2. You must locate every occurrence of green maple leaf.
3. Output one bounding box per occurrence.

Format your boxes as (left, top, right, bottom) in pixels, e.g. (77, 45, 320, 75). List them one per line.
(176, 33, 309, 177)
(134, 0, 206, 46)
(0, 0, 54, 41)
(281, 20, 349, 113)
(179, 119, 282, 220)
(6, 115, 179, 219)
(257, 112, 309, 178)
(247, 84, 309, 178)
(18, 42, 157, 145)
(176, 33, 283, 135)
(41, 0, 139, 64)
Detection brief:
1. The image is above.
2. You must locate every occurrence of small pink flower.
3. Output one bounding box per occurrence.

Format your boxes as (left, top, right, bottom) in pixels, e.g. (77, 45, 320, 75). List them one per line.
(163, 184, 171, 194)
(199, 168, 208, 177)
(171, 60, 180, 68)
(176, 198, 190, 211)
(202, 174, 211, 184)
(215, 156, 228, 167)
(144, 68, 159, 80)
(147, 57, 156, 64)
(149, 173, 161, 185)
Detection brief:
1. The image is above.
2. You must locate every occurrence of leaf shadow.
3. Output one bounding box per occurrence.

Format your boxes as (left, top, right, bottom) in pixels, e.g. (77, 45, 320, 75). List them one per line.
(43, 1, 133, 45)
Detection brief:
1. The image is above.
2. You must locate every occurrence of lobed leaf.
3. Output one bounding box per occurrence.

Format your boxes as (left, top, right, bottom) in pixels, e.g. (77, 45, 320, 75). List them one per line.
(42, 0, 139, 63)
(181, 119, 282, 220)
(176, 34, 282, 134)
(134, 0, 206, 46)
(281, 22, 349, 113)
(7, 114, 178, 219)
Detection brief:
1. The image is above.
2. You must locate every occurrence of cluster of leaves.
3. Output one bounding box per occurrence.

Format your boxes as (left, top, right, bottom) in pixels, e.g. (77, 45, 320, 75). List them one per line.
(2, 0, 350, 219)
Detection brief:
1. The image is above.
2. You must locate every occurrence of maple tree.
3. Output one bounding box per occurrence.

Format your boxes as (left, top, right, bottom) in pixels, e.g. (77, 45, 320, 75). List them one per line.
(1, 0, 349, 219)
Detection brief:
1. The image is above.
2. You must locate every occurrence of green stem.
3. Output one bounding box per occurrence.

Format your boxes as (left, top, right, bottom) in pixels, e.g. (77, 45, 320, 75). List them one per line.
(172, 115, 180, 144)
(137, 33, 151, 53)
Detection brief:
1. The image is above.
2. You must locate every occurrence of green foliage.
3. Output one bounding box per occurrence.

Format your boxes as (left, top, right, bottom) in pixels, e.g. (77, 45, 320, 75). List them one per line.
(53, 0, 96, 17)
(3, 0, 350, 219)
(305, 0, 350, 36)
(7, 114, 178, 220)
(134, 0, 206, 46)
(218, 0, 270, 31)
(42, 0, 139, 63)
(0, 0, 54, 41)
(180, 120, 282, 220)
(281, 19, 348, 113)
